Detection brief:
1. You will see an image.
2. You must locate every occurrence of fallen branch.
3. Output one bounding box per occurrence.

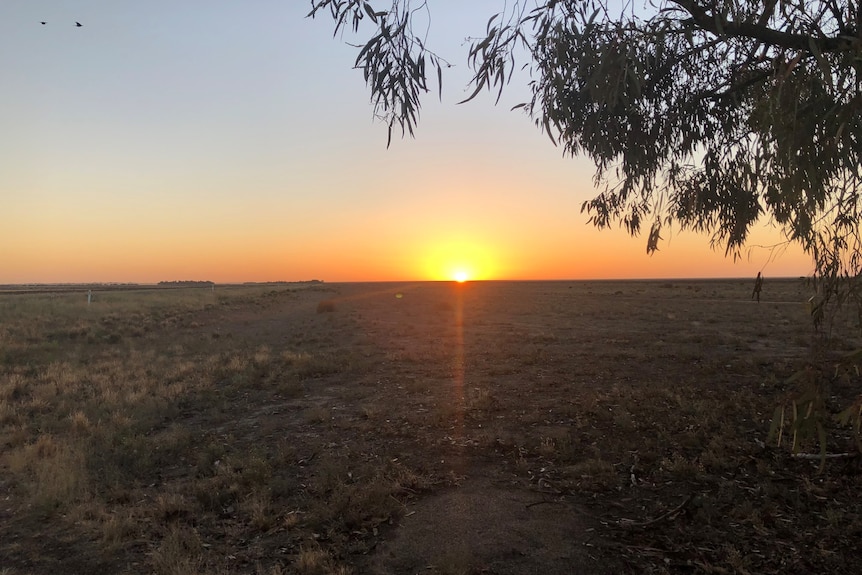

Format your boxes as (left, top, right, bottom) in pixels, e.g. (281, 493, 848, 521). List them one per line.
(792, 452, 859, 460)
(526, 499, 566, 509)
(616, 495, 693, 529)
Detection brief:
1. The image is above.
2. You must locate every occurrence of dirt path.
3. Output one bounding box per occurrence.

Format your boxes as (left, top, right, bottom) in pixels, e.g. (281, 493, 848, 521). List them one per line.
(367, 474, 603, 575)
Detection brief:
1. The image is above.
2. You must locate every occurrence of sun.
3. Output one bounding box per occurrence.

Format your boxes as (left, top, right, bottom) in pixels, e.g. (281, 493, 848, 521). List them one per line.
(422, 238, 497, 282)
(452, 270, 470, 283)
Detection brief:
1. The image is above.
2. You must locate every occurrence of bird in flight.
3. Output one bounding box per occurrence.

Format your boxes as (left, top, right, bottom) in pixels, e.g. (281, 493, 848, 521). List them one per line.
(75, 22, 83, 27)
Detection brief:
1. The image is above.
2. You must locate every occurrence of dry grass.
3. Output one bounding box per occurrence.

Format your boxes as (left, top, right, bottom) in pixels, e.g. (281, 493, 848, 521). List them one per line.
(1, 280, 861, 574)
(0, 284, 373, 573)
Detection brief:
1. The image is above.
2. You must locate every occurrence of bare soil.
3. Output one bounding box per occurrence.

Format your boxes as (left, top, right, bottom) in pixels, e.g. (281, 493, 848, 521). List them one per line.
(2, 279, 861, 574)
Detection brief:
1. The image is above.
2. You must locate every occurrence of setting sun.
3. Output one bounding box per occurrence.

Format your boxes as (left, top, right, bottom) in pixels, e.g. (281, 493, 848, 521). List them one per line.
(422, 239, 497, 282)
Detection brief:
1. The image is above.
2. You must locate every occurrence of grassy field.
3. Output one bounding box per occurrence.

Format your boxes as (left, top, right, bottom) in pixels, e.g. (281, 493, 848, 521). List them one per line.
(1, 279, 861, 574)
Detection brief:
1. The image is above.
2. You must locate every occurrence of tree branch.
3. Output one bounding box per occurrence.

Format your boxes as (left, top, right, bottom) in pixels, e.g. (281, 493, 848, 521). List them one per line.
(672, 0, 860, 52)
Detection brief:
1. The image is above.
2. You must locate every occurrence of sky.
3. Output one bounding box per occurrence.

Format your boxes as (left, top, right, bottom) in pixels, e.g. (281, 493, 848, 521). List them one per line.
(0, 1, 812, 283)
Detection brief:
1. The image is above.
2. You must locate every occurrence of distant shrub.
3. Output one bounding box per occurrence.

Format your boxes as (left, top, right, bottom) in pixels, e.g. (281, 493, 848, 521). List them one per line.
(316, 300, 336, 314)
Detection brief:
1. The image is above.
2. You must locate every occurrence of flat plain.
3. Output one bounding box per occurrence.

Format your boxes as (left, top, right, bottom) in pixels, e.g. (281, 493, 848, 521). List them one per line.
(1, 279, 860, 574)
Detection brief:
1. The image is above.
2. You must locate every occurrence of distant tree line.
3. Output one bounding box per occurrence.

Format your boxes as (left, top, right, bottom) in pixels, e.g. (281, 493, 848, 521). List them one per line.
(158, 281, 214, 287)
(241, 280, 325, 285)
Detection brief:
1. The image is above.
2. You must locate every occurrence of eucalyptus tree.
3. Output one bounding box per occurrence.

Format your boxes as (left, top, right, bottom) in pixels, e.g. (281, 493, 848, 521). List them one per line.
(309, 0, 862, 325)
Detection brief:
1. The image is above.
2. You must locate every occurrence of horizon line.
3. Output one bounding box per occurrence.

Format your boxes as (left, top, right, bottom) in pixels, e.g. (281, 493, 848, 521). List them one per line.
(0, 275, 810, 288)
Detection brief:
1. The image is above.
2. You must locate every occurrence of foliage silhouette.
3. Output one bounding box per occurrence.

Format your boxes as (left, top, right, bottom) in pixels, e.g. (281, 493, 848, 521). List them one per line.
(308, 1, 862, 321)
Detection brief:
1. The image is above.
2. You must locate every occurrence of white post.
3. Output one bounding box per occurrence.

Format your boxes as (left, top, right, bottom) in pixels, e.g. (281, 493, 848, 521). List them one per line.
(87, 290, 92, 305)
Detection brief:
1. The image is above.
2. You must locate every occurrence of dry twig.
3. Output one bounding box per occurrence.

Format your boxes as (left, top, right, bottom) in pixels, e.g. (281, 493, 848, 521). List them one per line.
(616, 495, 694, 529)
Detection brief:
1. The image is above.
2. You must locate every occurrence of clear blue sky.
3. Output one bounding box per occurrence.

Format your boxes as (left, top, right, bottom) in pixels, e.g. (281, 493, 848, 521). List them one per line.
(0, 1, 810, 282)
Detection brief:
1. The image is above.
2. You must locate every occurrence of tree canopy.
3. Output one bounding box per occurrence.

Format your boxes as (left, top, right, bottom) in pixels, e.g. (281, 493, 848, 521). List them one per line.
(309, 0, 862, 314)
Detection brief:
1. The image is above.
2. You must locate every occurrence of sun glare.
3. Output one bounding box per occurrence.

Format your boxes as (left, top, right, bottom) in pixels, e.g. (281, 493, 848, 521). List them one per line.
(422, 239, 497, 282)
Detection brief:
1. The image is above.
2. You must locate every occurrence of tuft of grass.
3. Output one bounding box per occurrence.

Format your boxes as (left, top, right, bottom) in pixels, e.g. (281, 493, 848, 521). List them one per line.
(153, 492, 194, 523)
(150, 525, 203, 575)
(101, 508, 140, 548)
(293, 545, 353, 575)
(563, 458, 618, 491)
(69, 410, 92, 435)
(316, 300, 336, 313)
(242, 488, 277, 532)
(4, 435, 90, 512)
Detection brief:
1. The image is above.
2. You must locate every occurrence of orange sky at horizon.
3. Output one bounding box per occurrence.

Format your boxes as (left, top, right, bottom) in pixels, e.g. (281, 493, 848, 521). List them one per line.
(3, 210, 811, 284)
(1, 2, 814, 285)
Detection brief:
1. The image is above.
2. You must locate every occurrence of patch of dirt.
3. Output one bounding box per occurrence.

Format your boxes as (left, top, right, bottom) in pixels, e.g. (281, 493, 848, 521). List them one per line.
(366, 473, 613, 574)
(0, 516, 136, 575)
